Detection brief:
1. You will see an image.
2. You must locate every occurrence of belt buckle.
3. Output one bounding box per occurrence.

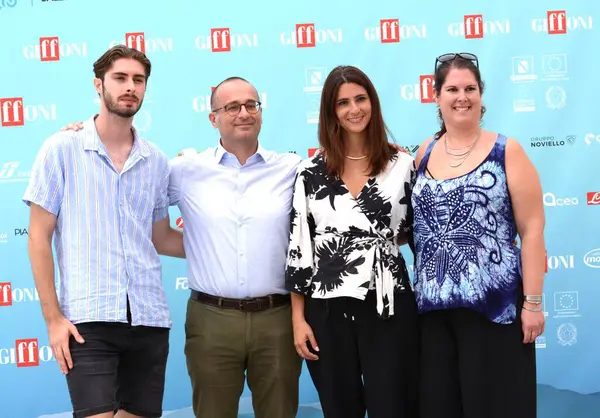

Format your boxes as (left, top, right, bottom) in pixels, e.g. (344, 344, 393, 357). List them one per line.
(239, 298, 261, 312)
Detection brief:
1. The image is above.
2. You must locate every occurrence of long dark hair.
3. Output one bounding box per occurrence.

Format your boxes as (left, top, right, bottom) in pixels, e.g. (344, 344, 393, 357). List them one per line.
(318, 65, 395, 177)
(433, 57, 486, 140)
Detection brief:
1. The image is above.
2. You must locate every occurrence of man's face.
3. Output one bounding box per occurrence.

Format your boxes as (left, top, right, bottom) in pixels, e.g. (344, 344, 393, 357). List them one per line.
(209, 79, 262, 143)
(95, 58, 146, 119)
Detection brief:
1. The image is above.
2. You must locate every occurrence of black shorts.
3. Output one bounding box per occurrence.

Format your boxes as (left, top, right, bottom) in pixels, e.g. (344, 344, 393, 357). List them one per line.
(65, 321, 169, 418)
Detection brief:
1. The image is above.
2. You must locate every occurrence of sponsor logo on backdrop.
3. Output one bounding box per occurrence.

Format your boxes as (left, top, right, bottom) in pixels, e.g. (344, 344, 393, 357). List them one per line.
(448, 15, 510, 38)
(0, 0, 18, 11)
(0, 162, 30, 183)
(530, 135, 575, 148)
(193, 89, 267, 113)
(0, 282, 39, 306)
(543, 192, 578, 207)
(400, 75, 435, 103)
(546, 85, 566, 109)
(303, 66, 325, 124)
(553, 291, 581, 319)
(513, 98, 535, 112)
(308, 148, 319, 158)
(364, 19, 427, 42)
(532, 11, 593, 34)
(536, 335, 546, 349)
(175, 277, 189, 290)
(176, 217, 183, 228)
(0, 232, 7, 244)
(0, 339, 53, 367)
(280, 24, 343, 47)
(583, 248, 600, 268)
(194, 28, 258, 52)
(584, 133, 600, 146)
(557, 323, 577, 346)
(0, 98, 57, 127)
(0, 282, 12, 306)
(403, 145, 420, 154)
(587, 192, 600, 205)
(542, 54, 568, 81)
(109, 32, 173, 54)
(545, 253, 575, 272)
(14, 228, 27, 236)
(511, 56, 537, 83)
(510, 54, 569, 83)
(22, 37, 87, 61)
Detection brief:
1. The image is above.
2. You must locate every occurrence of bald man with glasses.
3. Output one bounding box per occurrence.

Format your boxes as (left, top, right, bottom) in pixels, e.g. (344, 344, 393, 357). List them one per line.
(168, 76, 303, 418)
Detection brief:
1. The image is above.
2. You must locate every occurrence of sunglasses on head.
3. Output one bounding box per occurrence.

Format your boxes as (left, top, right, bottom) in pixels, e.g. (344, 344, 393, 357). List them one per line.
(435, 53, 479, 71)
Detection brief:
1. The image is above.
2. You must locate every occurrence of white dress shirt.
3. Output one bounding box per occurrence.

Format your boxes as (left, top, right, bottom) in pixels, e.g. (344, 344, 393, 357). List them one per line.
(169, 142, 302, 299)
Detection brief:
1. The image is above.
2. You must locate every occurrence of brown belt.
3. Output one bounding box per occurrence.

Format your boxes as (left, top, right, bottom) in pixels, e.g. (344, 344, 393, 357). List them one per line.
(190, 290, 290, 312)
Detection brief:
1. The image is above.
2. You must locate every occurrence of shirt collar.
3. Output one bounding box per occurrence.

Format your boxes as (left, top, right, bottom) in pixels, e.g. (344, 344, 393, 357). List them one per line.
(214, 139, 273, 166)
(83, 115, 150, 158)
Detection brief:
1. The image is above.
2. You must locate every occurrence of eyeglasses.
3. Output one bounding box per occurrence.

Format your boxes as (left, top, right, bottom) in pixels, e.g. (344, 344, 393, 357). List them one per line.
(212, 100, 262, 116)
(435, 53, 479, 71)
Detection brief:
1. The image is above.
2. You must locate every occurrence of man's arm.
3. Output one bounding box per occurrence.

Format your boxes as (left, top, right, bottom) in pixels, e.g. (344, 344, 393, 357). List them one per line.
(28, 203, 84, 374)
(28, 204, 61, 323)
(152, 216, 185, 258)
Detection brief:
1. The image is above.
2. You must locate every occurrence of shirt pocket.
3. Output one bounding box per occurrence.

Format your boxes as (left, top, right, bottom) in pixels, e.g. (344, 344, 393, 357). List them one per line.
(127, 189, 154, 222)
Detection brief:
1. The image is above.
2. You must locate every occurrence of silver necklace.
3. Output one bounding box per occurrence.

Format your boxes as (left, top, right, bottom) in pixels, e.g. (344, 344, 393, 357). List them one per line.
(346, 155, 368, 160)
(444, 129, 481, 168)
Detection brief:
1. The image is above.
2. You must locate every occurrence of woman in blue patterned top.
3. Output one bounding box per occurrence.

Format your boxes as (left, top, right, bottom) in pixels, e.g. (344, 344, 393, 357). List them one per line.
(412, 53, 545, 418)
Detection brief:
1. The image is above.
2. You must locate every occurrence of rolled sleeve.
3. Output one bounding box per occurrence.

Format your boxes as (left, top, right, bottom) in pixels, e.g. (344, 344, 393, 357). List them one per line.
(153, 156, 170, 223)
(167, 156, 185, 207)
(22, 138, 64, 216)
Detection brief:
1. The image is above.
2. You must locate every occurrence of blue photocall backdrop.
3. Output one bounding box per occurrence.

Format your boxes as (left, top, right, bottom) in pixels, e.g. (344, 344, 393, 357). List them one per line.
(0, 0, 599, 417)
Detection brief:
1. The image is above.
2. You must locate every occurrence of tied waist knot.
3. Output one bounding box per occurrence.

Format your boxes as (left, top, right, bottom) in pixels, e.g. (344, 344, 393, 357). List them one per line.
(321, 226, 398, 319)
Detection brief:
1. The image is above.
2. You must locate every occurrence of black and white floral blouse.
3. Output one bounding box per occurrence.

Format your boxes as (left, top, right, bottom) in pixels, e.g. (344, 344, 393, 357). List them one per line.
(284, 150, 415, 319)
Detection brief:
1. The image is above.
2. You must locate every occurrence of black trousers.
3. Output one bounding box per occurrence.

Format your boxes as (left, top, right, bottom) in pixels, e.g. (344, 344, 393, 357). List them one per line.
(304, 289, 419, 418)
(419, 307, 537, 418)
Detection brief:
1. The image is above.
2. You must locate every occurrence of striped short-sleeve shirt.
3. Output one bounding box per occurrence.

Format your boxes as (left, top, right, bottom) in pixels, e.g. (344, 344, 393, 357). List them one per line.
(22, 115, 171, 328)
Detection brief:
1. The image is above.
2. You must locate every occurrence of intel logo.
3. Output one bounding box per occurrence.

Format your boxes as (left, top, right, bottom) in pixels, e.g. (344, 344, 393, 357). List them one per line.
(583, 248, 600, 268)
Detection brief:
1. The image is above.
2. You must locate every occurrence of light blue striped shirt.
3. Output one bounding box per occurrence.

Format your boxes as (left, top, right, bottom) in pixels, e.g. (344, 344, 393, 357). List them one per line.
(22, 116, 171, 328)
(169, 143, 302, 299)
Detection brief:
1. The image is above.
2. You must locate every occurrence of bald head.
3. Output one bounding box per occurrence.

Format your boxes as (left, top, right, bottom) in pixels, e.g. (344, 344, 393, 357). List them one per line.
(210, 76, 259, 110)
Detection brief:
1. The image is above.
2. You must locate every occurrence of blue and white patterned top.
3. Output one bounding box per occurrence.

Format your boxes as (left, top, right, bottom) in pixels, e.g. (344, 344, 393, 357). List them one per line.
(411, 134, 522, 324)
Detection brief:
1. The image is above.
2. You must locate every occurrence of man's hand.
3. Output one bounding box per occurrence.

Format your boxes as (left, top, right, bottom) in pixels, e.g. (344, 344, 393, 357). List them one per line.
(48, 316, 85, 374)
(61, 122, 84, 131)
(293, 319, 319, 361)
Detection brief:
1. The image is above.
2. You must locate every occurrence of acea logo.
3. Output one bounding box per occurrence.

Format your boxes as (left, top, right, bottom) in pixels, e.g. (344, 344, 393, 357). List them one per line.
(583, 248, 600, 268)
(543, 192, 578, 207)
